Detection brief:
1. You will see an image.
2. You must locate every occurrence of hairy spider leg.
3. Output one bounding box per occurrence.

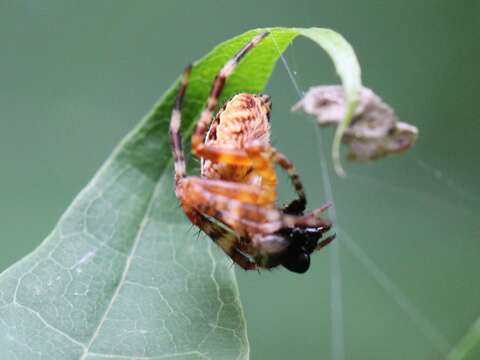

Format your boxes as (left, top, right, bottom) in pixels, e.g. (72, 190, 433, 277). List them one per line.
(315, 234, 336, 251)
(270, 149, 306, 213)
(169, 63, 192, 183)
(184, 178, 276, 205)
(181, 178, 330, 237)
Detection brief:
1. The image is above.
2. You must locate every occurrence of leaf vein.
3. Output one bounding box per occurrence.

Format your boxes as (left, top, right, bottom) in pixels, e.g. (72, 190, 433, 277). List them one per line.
(79, 176, 163, 359)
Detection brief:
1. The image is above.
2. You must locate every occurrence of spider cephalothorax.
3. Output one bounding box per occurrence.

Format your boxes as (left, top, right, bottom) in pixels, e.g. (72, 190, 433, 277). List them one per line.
(169, 31, 334, 273)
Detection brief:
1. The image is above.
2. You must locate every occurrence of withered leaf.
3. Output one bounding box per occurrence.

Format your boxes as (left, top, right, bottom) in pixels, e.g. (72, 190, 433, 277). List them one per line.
(293, 85, 418, 161)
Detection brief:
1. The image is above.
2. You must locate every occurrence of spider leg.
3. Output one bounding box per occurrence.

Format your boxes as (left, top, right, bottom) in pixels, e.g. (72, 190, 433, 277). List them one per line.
(269, 147, 307, 214)
(310, 202, 332, 217)
(315, 234, 336, 251)
(184, 177, 276, 205)
(179, 177, 330, 237)
(282, 212, 331, 229)
(182, 205, 257, 270)
(180, 177, 281, 236)
(191, 31, 270, 151)
(169, 64, 192, 182)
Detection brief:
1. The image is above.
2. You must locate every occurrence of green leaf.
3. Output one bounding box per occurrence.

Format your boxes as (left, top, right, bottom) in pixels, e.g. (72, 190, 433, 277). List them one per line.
(0, 27, 361, 359)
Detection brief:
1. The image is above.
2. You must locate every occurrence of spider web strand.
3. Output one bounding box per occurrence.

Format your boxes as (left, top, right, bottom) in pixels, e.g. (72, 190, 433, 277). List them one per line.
(338, 227, 451, 354)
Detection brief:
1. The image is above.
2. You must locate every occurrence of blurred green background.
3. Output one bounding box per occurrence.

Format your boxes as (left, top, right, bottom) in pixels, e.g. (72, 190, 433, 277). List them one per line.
(1, 1, 479, 359)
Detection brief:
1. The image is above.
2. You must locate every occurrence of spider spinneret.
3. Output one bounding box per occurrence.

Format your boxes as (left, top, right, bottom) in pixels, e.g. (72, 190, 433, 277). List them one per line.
(169, 31, 334, 273)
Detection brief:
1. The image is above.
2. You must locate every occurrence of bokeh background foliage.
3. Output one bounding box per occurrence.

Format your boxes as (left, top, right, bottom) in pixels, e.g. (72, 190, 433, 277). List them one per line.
(0, 1, 479, 359)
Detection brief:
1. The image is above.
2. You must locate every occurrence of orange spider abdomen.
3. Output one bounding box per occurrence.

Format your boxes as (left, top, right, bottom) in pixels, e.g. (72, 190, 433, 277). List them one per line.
(202, 93, 276, 194)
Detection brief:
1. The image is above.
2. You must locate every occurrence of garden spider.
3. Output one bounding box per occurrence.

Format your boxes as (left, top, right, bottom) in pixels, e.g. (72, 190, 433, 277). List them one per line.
(169, 31, 334, 273)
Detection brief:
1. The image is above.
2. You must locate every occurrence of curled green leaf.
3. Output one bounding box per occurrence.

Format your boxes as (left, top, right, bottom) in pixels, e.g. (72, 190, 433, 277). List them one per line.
(0, 27, 361, 359)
